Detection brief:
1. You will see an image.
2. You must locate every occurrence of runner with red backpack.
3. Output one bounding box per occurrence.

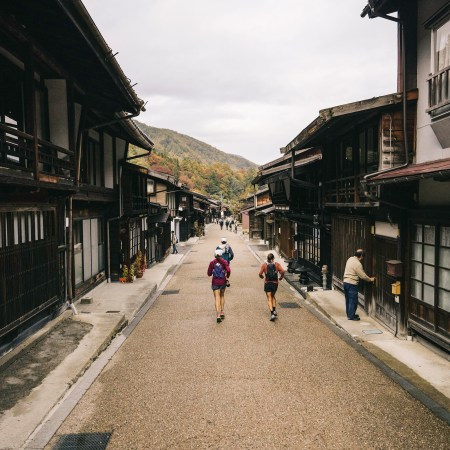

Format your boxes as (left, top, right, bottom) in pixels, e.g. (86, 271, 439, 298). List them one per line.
(259, 253, 285, 321)
(207, 249, 231, 323)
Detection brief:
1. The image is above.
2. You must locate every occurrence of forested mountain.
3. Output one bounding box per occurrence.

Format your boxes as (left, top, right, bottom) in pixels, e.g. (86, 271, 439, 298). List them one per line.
(135, 121, 256, 171)
(129, 121, 258, 207)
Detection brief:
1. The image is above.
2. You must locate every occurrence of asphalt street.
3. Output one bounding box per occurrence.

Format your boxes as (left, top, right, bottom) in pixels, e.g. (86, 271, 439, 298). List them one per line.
(45, 225, 450, 449)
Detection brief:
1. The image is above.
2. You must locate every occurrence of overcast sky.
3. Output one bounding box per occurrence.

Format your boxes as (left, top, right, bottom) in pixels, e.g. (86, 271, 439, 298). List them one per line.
(83, 0, 398, 165)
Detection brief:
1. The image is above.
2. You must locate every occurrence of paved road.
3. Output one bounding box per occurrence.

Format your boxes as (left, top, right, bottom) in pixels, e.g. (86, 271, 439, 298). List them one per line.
(47, 225, 450, 449)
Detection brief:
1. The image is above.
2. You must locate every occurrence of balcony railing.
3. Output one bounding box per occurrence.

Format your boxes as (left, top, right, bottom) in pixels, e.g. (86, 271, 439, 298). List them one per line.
(0, 124, 75, 181)
(428, 66, 450, 115)
(324, 175, 378, 206)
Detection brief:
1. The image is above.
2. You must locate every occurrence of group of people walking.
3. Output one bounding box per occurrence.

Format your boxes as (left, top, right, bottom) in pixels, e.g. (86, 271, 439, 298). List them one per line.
(206, 222, 375, 326)
(207, 228, 285, 323)
(218, 217, 238, 233)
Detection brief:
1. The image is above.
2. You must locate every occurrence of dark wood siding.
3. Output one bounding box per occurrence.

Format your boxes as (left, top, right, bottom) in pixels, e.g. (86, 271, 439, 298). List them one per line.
(332, 214, 372, 308)
(0, 208, 61, 337)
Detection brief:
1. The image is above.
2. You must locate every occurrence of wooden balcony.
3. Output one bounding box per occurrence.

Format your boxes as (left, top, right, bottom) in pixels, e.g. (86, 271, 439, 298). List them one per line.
(324, 175, 378, 207)
(122, 194, 148, 216)
(427, 67, 450, 116)
(0, 124, 75, 186)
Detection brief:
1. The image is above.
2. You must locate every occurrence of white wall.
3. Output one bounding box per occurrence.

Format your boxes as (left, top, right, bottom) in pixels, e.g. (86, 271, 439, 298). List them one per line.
(416, 0, 450, 164)
(45, 79, 69, 149)
(104, 134, 114, 188)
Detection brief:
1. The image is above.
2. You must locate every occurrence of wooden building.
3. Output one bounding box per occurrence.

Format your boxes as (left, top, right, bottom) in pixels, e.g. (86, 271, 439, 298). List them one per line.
(0, 0, 152, 350)
(282, 92, 416, 333)
(361, 0, 450, 350)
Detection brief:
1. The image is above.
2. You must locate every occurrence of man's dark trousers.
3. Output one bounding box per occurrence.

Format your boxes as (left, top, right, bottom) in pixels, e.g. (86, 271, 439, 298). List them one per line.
(344, 282, 359, 319)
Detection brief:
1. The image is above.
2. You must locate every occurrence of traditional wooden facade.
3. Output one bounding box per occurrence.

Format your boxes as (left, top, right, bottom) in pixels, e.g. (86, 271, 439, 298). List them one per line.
(362, 0, 450, 350)
(146, 170, 179, 259)
(283, 92, 417, 331)
(0, 1, 152, 349)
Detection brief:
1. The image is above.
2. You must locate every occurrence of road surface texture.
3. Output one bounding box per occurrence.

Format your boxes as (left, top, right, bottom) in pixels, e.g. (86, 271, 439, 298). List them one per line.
(46, 224, 450, 449)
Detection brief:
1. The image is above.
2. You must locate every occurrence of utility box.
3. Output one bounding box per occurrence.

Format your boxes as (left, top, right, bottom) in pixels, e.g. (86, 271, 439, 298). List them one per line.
(386, 260, 403, 278)
(391, 281, 401, 295)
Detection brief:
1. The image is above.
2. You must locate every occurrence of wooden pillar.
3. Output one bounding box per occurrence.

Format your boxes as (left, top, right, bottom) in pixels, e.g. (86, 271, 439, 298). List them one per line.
(24, 45, 39, 179)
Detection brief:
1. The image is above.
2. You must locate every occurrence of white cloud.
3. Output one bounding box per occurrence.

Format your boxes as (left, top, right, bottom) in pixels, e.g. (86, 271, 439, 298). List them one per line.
(84, 0, 398, 165)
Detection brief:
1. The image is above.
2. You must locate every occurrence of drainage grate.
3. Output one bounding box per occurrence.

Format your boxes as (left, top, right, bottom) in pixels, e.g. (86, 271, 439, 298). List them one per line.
(53, 432, 111, 450)
(362, 329, 383, 335)
(279, 302, 301, 308)
(162, 290, 180, 295)
(106, 310, 120, 313)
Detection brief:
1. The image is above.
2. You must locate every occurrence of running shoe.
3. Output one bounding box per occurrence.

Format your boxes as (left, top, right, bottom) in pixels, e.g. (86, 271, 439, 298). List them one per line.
(270, 314, 276, 321)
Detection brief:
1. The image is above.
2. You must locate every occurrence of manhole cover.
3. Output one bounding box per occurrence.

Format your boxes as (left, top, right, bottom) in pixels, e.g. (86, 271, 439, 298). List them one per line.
(362, 329, 383, 335)
(53, 432, 111, 450)
(279, 302, 300, 308)
(162, 290, 180, 295)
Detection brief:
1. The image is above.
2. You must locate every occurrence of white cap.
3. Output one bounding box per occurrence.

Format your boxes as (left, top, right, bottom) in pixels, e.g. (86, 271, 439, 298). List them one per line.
(221, 237, 227, 243)
(215, 249, 223, 256)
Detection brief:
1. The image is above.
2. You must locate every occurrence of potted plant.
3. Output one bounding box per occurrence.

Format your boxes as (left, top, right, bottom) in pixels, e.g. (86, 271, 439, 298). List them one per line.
(128, 263, 135, 282)
(140, 253, 146, 273)
(135, 252, 143, 279)
(119, 265, 128, 283)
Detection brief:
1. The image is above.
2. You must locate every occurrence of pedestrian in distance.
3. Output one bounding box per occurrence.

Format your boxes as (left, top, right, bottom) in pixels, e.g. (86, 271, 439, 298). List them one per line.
(216, 237, 234, 269)
(219, 218, 224, 230)
(171, 230, 178, 254)
(225, 218, 230, 230)
(207, 249, 231, 323)
(259, 253, 285, 321)
(343, 249, 375, 321)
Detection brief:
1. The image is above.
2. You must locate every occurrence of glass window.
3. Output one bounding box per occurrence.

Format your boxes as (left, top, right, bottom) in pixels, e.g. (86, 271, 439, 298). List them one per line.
(98, 219, 105, 272)
(424, 265, 435, 284)
(412, 261, 422, 280)
(424, 245, 435, 265)
(439, 288, 450, 312)
(440, 247, 450, 267)
(435, 20, 450, 72)
(439, 268, 450, 289)
(147, 179, 155, 194)
(411, 223, 450, 314)
(424, 225, 435, 244)
(423, 285, 435, 306)
(441, 226, 450, 247)
(412, 243, 423, 260)
(411, 280, 421, 300)
(74, 221, 83, 286)
(415, 225, 423, 242)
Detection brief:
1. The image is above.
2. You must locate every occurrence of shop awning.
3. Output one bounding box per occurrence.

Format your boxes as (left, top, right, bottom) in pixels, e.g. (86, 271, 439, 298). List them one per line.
(366, 158, 450, 185)
(148, 212, 171, 223)
(255, 205, 275, 216)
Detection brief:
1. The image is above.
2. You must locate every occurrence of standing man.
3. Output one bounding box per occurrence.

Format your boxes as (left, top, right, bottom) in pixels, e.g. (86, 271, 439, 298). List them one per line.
(207, 249, 231, 323)
(259, 253, 285, 321)
(343, 249, 375, 321)
(171, 230, 178, 254)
